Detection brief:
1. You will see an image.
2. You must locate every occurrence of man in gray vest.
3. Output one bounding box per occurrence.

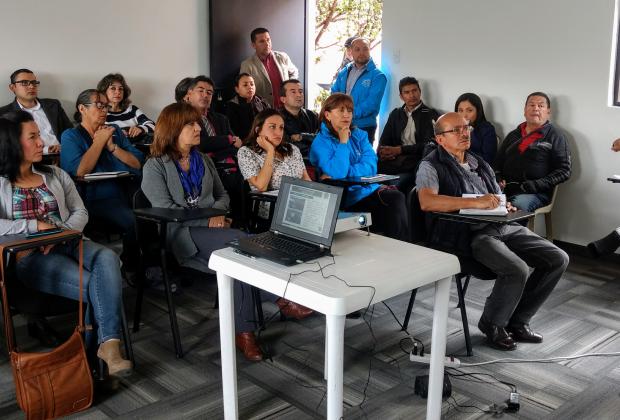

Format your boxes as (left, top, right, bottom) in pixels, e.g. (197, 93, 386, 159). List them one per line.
(416, 112, 569, 351)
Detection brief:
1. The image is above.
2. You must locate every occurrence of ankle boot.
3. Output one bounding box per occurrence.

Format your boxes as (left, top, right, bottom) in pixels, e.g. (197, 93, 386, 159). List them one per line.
(97, 339, 133, 377)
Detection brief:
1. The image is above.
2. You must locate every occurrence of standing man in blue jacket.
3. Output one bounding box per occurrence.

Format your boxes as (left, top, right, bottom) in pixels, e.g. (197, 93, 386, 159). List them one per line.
(331, 37, 387, 144)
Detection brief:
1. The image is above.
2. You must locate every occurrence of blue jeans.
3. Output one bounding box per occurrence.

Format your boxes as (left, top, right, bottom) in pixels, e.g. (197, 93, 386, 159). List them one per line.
(508, 193, 551, 212)
(16, 240, 122, 343)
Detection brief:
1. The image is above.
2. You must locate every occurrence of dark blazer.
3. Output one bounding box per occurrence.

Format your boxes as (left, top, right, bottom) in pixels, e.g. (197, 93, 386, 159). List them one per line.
(0, 98, 73, 138)
(199, 111, 238, 163)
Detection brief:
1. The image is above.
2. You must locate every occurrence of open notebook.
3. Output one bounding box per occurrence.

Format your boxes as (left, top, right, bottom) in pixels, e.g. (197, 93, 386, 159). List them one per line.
(459, 194, 508, 216)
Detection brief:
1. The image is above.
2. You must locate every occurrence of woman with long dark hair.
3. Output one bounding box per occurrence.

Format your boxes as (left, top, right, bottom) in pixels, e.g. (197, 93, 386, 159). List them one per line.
(0, 111, 132, 377)
(454, 92, 497, 164)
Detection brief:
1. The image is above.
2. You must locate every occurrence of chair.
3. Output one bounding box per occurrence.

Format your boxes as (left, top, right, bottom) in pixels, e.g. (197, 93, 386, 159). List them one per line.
(527, 185, 559, 240)
(402, 187, 496, 356)
(132, 190, 266, 358)
(1, 243, 134, 378)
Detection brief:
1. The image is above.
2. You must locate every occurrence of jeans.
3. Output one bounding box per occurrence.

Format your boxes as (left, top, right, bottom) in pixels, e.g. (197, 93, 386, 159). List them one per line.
(87, 197, 138, 269)
(470, 223, 569, 327)
(189, 227, 278, 333)
(16, 240, 123, 343)
(508, 193, 550, 212)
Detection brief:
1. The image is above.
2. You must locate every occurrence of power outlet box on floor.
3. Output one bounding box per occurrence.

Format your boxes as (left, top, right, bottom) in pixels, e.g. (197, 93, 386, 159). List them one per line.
(409, 352, 461, 368)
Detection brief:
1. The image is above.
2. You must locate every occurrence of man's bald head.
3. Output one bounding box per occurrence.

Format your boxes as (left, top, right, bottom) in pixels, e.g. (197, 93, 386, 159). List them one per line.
(351, 37, 371, 67)
(434, 112, 472, 155)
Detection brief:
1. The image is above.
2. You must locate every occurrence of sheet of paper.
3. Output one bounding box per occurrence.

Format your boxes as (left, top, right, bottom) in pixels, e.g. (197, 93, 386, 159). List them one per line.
(459, 194, 508, 216)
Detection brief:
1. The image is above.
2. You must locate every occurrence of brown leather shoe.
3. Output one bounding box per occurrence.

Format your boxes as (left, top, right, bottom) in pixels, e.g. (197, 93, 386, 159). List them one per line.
(235, 332, 263, 361)
(276, 298, 313, 320)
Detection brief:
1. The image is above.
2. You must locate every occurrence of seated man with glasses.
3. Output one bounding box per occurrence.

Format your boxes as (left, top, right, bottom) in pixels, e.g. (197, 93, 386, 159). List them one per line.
(416, 112, 569, 351)
(0, 68, 73, 154)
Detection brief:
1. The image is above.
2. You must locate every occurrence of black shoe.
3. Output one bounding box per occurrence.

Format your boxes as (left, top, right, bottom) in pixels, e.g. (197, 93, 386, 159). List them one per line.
(478, 317, 517, 351)
(27, 318, 61, 347)
(506, 324, 543, 343)
(587, 230, 620, 258)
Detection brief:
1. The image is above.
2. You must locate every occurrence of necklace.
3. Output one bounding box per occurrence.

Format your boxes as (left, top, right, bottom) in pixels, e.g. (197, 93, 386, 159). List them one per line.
(179, 155, 190, 165)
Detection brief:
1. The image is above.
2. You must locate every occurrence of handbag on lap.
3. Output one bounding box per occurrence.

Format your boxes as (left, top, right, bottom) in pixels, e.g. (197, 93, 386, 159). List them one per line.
(0, 236, 93, 420)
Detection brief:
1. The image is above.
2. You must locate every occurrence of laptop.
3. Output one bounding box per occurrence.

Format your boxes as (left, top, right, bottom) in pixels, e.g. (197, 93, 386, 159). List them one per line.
(233, 176, 343, 266)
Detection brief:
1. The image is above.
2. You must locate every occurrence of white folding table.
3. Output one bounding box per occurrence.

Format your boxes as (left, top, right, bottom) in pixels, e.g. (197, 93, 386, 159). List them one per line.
(209, 229, 460, 420)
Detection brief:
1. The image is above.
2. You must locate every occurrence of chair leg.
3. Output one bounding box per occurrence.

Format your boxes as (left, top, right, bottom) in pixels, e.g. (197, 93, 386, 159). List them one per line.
(252, 287, 265, 330)
(161, 249, 183, 358)
(132, 257, 145, 333)
(527, 215, 535, 232)
(120, 302, 135, 366)
(455, 276, 473, 357)
(402, 289, 418, 331)
(545, 213, 553, 241)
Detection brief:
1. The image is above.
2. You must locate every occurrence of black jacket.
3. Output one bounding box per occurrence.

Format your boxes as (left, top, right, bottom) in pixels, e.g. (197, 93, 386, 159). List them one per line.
(226, 95, 270, 140)
(423, 146, 498, 255)
(494, 121, 571, 195)
(281, 107, 319, 157)
(379, 103, 439, 160)
(0, 98, 73, 137)
(199, 111, 238, 163)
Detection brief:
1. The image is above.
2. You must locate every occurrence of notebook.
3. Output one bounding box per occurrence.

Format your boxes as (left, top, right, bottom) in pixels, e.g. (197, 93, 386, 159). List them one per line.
(233, 177, 343, 266)
(459, 194, 508, 216)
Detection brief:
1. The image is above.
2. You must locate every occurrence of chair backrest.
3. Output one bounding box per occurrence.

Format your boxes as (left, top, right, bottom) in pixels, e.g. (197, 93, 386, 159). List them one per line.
(133, 189, 152, 210)
(534, 185, 559, 215)
(407, 186, 428, 244)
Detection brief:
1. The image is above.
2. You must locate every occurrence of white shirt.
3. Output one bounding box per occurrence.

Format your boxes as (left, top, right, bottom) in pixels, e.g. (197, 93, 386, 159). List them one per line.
(18, 100, 60, 154)
(401, 103, 421, 146)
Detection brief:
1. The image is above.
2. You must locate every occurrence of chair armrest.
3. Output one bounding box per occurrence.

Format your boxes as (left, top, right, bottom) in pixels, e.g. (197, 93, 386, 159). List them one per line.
(133, 207, 228, 223)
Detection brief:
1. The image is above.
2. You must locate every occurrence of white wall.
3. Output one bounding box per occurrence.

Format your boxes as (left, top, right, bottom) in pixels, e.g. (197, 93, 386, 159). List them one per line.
(382, 0, 620, 245)
(0, 0, 209, 121)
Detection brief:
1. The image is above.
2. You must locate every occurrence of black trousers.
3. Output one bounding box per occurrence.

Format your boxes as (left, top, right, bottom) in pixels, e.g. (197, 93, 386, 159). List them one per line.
(346, 187, 409, 242)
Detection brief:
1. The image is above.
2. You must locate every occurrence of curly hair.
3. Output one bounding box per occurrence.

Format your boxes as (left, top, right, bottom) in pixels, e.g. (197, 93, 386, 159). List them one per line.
(97, 73, 132, 111)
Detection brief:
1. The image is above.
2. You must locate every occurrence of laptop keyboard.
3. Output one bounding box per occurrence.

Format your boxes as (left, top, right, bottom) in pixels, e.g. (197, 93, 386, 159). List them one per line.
(250, 233, 316, 256)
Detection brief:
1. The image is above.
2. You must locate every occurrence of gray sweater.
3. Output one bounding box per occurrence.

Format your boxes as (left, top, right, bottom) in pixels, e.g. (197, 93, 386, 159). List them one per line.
(141, 153, 230, 266)
(0, 165, 88, 235)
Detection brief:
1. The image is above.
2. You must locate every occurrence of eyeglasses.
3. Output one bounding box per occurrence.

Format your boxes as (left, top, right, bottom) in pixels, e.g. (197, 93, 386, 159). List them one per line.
(84, 102, 109, 110)
(13, 80, 40, 87)
(435, 125, 473, 136)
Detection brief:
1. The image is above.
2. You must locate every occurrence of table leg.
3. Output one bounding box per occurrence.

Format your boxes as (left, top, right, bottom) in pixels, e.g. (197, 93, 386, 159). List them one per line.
(426, 276, 451, 420)
(326, 314, 345, 420)
(217, 272, 238, 419)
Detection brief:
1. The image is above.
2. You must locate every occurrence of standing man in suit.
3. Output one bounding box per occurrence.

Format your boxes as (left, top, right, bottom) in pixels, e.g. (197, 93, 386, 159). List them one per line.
(0, 68, 73, 153)
(331, 37, 387, 144)
(240, 27, 299, 108)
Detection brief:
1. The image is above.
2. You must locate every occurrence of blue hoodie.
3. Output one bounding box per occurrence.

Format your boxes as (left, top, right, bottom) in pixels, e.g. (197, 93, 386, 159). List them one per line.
(309, 123, 379, 207)
(331, 58, 387, 129)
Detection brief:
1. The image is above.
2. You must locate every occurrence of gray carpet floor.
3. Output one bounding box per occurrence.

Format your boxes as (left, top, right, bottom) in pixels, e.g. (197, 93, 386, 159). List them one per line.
(1, 250, 619, 419)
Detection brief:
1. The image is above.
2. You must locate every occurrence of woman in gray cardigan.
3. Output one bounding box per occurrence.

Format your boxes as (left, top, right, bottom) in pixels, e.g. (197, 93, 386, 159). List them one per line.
(142, 103, 312, 362)
(0, 111, 132, 377)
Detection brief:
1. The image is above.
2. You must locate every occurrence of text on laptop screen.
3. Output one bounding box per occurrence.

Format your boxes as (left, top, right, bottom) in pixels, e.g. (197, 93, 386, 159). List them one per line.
(280, 184, 334, 238)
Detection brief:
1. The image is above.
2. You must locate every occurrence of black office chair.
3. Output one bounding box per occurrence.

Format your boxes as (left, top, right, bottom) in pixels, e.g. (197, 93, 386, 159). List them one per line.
(403, 187, 496, 356)
(132, 189, 266, 358)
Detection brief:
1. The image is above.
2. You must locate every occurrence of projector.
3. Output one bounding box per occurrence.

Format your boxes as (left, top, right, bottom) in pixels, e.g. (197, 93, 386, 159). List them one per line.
(335, 212, 372, 233)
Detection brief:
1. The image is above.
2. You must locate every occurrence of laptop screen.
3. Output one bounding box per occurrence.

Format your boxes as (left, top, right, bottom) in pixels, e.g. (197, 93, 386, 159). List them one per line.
(271, 177, 343, 248)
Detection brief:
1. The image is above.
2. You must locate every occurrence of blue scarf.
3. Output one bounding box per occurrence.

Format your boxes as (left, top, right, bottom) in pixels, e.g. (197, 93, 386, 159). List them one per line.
(174, 149, 205, 207)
